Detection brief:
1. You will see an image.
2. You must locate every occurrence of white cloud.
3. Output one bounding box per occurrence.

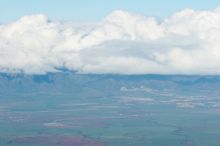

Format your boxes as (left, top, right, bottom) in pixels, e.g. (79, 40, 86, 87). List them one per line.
(1, 8, 220, 74)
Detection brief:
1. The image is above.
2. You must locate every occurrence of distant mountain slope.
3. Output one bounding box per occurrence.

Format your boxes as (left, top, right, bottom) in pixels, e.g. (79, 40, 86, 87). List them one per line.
(1, 72, 220, 99)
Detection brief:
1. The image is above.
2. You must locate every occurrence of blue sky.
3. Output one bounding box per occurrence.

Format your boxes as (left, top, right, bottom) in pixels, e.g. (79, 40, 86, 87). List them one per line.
(0, 0, 220, 22)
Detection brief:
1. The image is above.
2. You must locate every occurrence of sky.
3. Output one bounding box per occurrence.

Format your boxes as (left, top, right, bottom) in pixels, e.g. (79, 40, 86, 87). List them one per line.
(1, 1, 220, 75)
(1, 0, 220, 23)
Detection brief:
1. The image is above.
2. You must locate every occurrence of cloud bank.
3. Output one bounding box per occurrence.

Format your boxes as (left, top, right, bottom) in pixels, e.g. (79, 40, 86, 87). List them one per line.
(1, 8, 220, 74)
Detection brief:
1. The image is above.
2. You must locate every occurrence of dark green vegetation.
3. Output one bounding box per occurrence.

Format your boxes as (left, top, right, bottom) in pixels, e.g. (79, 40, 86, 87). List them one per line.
(0, 72, 220, 146)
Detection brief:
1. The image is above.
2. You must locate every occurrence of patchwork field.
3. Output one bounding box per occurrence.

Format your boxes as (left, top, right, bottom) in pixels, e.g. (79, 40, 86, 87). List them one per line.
(0, 74, 220, 146)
